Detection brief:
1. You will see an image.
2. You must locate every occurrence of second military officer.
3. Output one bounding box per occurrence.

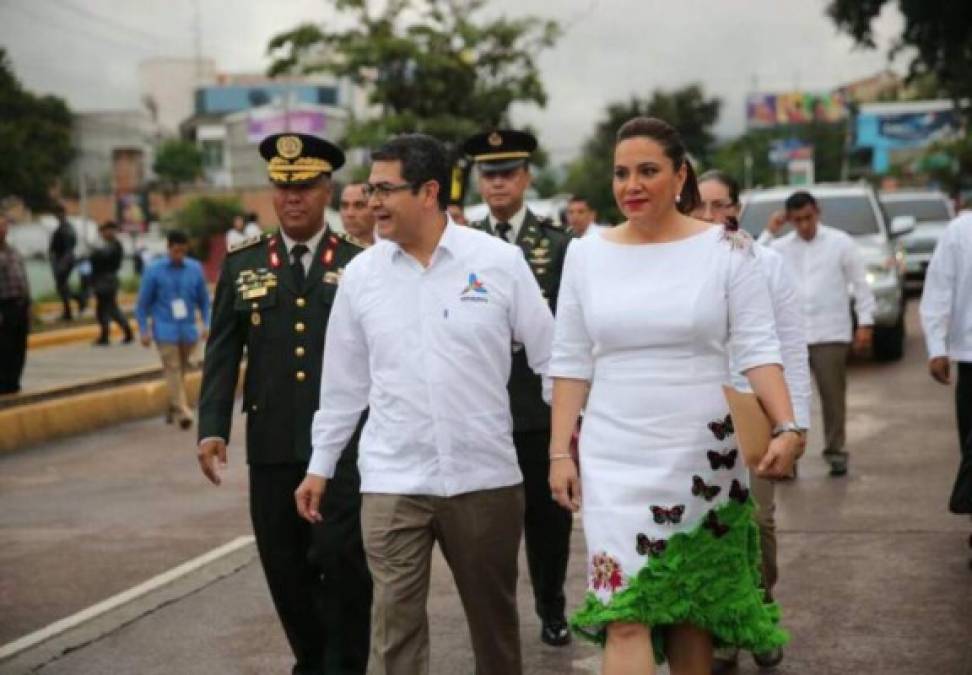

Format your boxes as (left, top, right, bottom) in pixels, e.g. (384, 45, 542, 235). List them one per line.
(464, 129, 574, 646)
(196, 133, 371, 675)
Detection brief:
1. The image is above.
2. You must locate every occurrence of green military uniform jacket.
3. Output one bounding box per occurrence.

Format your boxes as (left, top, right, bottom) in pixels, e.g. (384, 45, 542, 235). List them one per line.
(198, 227, 364, 465)
(471, 209, 572, 432)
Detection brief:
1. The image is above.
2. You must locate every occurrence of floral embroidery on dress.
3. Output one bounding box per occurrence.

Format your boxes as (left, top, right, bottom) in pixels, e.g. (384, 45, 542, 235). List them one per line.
(590, 552, 624, 592)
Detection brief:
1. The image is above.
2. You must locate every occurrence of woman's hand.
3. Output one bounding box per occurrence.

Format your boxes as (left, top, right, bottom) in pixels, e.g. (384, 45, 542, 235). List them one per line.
(756, 432, 802, 480)
(549, 457, 581, 512)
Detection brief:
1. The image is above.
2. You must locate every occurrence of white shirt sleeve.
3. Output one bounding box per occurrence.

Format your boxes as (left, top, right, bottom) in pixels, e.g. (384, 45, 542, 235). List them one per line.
(919, 224, 956, 360)
(728, 247, 782, 374)
(549, 242, 595, 381)
(757, 229, 776, 246)
(843, 237, 876, 327)
(768, 256, 812, 428)
(308, 271, 371, 478)
(509, 249, 556, 403)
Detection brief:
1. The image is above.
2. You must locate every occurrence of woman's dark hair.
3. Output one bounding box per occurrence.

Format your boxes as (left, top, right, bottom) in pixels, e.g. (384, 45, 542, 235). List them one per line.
(371, 134, 450, 210)
(166, 229, 189, 246)
(615, 117, 701, 215)
(698, 169, 741, 206)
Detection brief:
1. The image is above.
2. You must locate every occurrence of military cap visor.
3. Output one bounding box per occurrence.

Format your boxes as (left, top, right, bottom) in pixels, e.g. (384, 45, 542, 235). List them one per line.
(462, 130, 537, 172)
(259, 133, 345, 186)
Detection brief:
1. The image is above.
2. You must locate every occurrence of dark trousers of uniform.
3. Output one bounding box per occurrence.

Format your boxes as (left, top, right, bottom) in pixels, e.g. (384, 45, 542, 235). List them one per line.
(808, 343, 850, 458)
(514, 429, 572, 621)
(95, 288, 131, 341)
(249, 447, 371, 675)
(361, 485, 525, 675)
(51, 258, 77, 319)
(0, 298, 30, 394)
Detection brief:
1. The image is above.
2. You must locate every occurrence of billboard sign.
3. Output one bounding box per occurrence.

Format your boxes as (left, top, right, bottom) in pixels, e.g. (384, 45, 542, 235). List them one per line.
(747, 91, 848, 128)
(247, 110, 327, 143)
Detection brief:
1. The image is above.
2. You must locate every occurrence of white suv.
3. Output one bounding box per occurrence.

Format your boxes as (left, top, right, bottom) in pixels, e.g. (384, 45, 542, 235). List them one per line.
(738, 183, 914, 361)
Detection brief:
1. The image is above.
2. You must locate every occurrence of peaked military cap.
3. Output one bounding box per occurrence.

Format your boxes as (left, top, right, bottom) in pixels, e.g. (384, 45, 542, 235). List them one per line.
(462, 129, 537, 172)
(258, 133, 345, 186)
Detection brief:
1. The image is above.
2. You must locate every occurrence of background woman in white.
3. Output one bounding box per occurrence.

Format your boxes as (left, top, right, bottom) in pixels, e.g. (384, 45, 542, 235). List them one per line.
(548, 117, 803, 674)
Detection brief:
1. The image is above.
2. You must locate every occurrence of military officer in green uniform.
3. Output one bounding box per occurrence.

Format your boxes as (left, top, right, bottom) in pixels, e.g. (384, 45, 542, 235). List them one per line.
(197, 133, 371, 674)
(463, 129, 574, 646)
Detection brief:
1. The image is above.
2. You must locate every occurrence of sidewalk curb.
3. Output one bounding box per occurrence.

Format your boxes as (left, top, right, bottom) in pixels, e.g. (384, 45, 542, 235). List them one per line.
(28, 321, 138, 350)
(0, 537, 257, 674)
(0, 371, 203, 453)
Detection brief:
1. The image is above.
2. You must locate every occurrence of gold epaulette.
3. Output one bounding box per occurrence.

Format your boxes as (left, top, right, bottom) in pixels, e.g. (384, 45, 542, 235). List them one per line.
(227, 233, 266, 254)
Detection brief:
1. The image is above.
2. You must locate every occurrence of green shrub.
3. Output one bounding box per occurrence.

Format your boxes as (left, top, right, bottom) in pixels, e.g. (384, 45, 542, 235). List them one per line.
(171, 196, 243, 261)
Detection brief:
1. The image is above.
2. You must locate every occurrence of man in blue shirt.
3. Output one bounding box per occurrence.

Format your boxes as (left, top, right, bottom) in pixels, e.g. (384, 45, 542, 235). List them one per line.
(136, 230, 211, 429)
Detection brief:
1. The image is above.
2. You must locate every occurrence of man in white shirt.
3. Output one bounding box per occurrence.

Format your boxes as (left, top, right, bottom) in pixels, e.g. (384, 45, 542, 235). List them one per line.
(763, 190, 875, 476)
(295, 134, 555, 675)
(920, 212, 972, 470)
(224, 213, 262, 250)
(566, 194, 598, 238)
(339, 182, 376, 247)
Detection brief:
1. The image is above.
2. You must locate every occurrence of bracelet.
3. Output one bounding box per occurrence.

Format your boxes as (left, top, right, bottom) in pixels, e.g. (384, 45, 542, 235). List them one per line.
(549, 453, 573, 461)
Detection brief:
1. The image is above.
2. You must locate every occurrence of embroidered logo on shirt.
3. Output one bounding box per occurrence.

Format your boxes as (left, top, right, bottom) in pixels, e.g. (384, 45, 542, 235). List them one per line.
(460, 273, 489, 303)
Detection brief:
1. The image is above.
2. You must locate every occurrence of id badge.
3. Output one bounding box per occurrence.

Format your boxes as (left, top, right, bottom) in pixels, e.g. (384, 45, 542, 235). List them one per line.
(171, 298, 189, 319)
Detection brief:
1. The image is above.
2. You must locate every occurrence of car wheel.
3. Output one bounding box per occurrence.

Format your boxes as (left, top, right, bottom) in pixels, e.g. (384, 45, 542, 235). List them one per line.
(873, 312, 905, 361)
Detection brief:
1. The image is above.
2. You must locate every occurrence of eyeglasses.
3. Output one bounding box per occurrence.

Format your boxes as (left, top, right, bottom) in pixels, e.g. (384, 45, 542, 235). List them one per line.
(361, 181, 415, 200)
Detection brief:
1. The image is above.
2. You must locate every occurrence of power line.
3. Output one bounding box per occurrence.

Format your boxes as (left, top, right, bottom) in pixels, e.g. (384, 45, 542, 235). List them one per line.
(2, 2, 164, 54)
(47, 0, 174, 43)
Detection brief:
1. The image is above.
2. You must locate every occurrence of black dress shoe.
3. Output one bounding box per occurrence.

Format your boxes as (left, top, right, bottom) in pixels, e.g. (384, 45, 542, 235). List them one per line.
(829, 457, 848, 476)
(540, 618, 571, 646)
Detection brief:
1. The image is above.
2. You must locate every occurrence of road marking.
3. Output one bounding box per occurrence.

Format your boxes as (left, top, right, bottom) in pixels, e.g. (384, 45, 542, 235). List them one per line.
(0, 535, 255, 662)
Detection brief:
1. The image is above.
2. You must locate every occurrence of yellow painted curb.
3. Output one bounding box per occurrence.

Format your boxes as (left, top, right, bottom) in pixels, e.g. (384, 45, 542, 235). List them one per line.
(28, 321, 138, 350)
(0, 371, 202, 453)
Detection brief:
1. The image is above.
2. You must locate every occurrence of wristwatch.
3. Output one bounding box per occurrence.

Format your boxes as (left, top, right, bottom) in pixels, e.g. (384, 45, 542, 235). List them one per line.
(771, 421, 806, 439)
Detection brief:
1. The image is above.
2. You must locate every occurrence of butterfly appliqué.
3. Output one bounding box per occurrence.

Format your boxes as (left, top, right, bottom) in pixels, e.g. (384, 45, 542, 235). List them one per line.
(729, 479, 750, 504)
(635, 534, 668, 557)
(702, 510, 730, 538)
(650, 504, 685, 525)
(707, 448, 738, 470)
(708, 414, 734, 441)
(691, 475, 722, 501)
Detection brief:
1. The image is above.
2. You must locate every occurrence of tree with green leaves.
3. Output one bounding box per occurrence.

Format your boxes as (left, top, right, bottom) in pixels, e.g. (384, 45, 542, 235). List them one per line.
(0, 49, 73, 211)
(153, 139, 203, 197)
(563, 85, 721, 223)
(827, 1, 972, 120)
(266, 0, 560, 150)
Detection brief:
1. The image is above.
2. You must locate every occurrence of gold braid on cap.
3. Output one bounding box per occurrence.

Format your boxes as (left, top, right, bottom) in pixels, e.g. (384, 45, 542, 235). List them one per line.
(474, 151, 530, 162)
(268, 156, 332, 183)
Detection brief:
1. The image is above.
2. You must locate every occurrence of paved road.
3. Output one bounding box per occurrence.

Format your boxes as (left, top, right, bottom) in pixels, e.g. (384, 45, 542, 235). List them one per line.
(2, 303, 971, 674)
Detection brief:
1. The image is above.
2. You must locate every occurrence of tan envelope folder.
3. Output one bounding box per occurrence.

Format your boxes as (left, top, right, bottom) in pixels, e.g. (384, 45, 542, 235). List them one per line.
(722, 386, 771, 467)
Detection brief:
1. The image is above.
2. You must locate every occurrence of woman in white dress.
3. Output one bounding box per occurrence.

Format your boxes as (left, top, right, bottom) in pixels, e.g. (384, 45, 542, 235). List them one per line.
(548, 117, 803, 675)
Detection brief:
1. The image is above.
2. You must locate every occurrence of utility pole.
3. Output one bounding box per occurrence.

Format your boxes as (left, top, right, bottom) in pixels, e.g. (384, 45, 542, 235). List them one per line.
(193, 0, 202, 84)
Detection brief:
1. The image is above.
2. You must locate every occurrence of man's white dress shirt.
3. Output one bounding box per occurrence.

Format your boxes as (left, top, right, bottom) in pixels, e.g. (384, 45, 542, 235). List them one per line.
(920, 212, 972, 361)
(225, 223, 264, 250)
(309, 220, 555, 497)
(731, 243, 812, 428)
(768, 224, 875, 345)
(488, 204, 527, 241)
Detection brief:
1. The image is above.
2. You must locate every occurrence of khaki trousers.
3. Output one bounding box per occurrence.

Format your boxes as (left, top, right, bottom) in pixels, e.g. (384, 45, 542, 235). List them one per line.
(750, 474, 777, 600)
(157, 342, 195, 422)
(808, 342, 850, 457)
(361, 485, 525, 675)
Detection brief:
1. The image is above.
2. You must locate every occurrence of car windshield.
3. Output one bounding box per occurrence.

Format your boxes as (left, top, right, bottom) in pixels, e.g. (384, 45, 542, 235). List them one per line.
(739, 195, 881, 237)
(880, 198, 951, 223)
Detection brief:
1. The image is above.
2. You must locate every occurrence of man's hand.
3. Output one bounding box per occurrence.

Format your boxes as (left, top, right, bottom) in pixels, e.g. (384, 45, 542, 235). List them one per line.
(853, 326, 873, 356)
(765, 210, 787, 236)
(197, 438, 228, 485)
(929, 356, 951, 385)
(549, 456, 581, 513)
(756, 432, 801, 480)
(295, 475, 327, 523)
(140, 334, 152, 348)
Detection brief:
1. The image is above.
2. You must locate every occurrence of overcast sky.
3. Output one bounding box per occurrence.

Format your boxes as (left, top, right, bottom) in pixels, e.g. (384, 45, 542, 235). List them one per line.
(0, 0, 907, 163)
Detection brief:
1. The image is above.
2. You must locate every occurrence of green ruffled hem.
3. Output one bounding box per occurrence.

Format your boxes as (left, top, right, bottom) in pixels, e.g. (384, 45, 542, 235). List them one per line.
(571, 498, 788, 664)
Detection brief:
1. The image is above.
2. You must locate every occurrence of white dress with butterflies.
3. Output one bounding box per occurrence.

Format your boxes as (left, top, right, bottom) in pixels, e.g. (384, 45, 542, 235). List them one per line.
(550, 226, 788, 652)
